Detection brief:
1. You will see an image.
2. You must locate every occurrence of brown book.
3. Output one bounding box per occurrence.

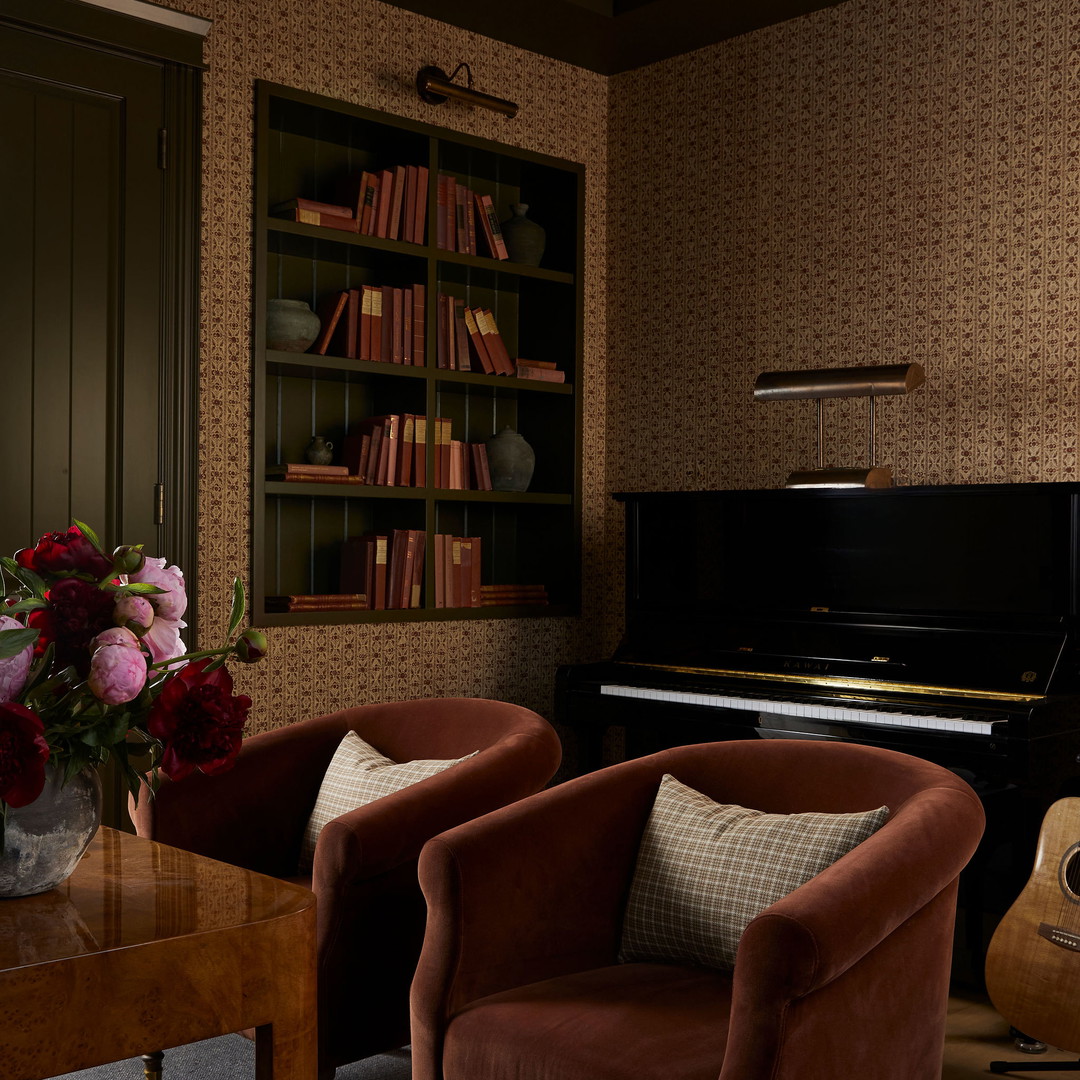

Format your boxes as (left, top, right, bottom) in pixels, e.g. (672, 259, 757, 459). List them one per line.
(434, 417, 452, 488)
(387, 528, 408, 610)
(403, 165, 417, 244)
(446, 536, 461, 608)
(413, 165, 429, 245)
(375, 168, 394, 238)
(458, 538, 474, 606)
(380, 286, 394, 365)
(515, 364, 566, 383)
(412, 283, 425, 366)
(465, 188, 477, 256)
(268, 472, 363, 485)
(436, 174, 450, 250)
(453, 299, 471, 371)
(310, 291, 349, 356)
(359, 285, 375, 361)
(272, 197, 353, 219)
(369, 287, 383, 362)
(466, 537, 482, 606)
(413, 415, 427, 487)
(291, 208, 360, 233)
(476, 308, 514, 375)
(266, 463, 349, 477)
(345, 288, 362, 359)
(364, 173, 383, 235)
(342, 431, 371, 481)
(468, 444, 492, 490)
(463, 306, 495, 374)
(339, 535, 386, 607)
(387, 164, 407, 241)
(402, 529, 424, 608)
(398, 413, 415, 486)
(276, 597, 369, 612)
(516, 358, 559, 369)
(454, 182, 469, 254)
(354, 172, 379, 233)
(402, 286, 413, 365)
(476, 193, 509, 259)
(449, 439, 465, 490)
(433, 534, 446, 608)
(390, 286, 404, 363)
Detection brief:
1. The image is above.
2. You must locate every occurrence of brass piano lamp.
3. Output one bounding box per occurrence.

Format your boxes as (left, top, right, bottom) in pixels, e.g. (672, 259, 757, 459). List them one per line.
(416, 63, 518, 118)
(752, 363, 925, 489)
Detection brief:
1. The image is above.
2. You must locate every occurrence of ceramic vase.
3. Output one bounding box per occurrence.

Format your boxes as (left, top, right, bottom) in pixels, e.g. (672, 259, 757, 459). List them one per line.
(306, 436, 334, 465)
(0, 764, 102, 897)
(500, 204, 546, 266)
(486, 427, 536, 492)
(266, 298, 321, 353)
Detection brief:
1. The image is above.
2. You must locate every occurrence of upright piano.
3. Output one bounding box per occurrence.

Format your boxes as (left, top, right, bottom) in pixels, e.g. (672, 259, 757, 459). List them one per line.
(556, 483, 1080, 970)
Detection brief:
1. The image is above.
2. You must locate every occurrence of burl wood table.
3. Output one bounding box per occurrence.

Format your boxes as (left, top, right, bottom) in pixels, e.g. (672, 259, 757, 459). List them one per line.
(0, 826, 317, 1080)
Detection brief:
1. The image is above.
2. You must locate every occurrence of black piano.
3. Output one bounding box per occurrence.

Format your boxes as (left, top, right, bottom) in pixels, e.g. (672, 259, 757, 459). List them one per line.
(556, 482, 1080, 976)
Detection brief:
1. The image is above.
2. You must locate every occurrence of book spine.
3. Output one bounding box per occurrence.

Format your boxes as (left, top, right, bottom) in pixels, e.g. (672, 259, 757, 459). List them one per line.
(479, 195, 509, 259)
(412, 283, 425, 366)
(463, 306, 495, 374)
(273, 197, 354, 218)
(388, 164, 407, 241)
(453, 298, 472, 371)
(310, 291, 349, 356)
(414, 165, 429, 245)
(375, 168, 394, 238)
(515, 364, 566, 382)
(292, 208, 360, 233)
(414, 416, 427, 487)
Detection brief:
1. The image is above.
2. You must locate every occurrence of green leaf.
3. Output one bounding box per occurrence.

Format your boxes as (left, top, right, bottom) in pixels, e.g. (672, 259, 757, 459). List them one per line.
(72, 520, 105, 554)
(0, 558, 47, 599)
(106, 581, 166, 597)
(0, 627, 39, 658)
(2, 598, 47, 615)
(227, 577, 246, 639)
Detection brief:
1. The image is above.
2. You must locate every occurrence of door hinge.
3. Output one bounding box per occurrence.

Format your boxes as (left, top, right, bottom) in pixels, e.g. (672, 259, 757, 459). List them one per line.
(158, 128, 168, 170)
(155, 483, 166, 526)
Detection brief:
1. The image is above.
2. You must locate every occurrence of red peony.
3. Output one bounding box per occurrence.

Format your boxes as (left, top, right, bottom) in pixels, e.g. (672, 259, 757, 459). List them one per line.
(15, 525, 113, 579)
(0, 702, 50, 808)
(28, 577, 117, 674)
(147, 658, 251, 781)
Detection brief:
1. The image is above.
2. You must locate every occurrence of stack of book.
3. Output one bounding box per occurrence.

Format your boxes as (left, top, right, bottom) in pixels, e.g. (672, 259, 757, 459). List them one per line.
(266, 593, 369, 612)
(340, 529, 426, 610)
(436, 294, 515, 375)
(515, 359, 566, 383)
(271, 164, 430, 244)
(309, 284, 425, 364)
(265, 463, 362, 484)
(436, 176, 509, 260)
(433, 535, 482, 608)
(479, 583, 548, 606)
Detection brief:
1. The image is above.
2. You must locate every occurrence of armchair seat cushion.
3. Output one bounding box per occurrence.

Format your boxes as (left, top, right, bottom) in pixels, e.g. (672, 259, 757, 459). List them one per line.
(444, 962, 732, 1080)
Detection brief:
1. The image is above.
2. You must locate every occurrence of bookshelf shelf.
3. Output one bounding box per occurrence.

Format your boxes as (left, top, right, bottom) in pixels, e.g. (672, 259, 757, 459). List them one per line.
(252, 81, 583, 622)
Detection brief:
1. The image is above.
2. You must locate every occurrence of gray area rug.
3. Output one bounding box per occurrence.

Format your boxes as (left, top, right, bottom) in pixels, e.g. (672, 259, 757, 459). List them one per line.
(46, 1039, 412, 1080)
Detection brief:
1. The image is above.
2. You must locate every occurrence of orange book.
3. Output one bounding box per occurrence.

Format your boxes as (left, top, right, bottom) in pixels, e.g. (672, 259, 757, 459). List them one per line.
(369, 287, 383, 362)
(398, 413, 415, 486)
(476, 193, 509, 259)
(413, 416, 427, 487)
(387, 164, 407, 241)
(463, 306, 495, 374)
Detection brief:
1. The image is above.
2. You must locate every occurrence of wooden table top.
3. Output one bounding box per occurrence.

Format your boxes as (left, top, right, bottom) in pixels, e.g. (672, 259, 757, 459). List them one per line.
(0, 827, 314, 972)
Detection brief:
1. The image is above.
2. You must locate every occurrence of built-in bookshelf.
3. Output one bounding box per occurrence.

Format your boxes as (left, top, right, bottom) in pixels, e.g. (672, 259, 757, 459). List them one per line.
(252, 81, 583, 624)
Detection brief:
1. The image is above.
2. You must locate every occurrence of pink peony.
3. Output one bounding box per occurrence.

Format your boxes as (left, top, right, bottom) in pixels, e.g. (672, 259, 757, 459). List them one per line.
(113, 595, 155, 635)
(0, 702, 50, 807)
(141, 616, 186, 667)
(0, 615, 34, 703)
(88, 628, 148, 706)
(128, 557, 187, 622)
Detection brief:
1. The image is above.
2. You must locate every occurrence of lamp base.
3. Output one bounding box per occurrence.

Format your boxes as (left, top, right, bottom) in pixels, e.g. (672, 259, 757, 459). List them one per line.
(784, 466, 893, 489)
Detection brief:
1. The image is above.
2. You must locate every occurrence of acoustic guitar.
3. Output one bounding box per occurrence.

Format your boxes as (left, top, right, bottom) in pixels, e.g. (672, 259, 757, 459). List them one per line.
(985, 797, 1080, 1053)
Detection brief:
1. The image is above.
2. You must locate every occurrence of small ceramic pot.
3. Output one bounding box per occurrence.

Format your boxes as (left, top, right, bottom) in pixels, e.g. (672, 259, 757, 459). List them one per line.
(266, 298, 321, 352)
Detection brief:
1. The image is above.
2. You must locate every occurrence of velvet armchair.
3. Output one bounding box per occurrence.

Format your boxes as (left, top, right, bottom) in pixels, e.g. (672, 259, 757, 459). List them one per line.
(130, 696, 562, 1076)
(411, 738, 984, 1080)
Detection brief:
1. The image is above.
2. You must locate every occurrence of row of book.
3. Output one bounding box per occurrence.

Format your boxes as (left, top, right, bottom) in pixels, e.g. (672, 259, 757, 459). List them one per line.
(342, 414, 494, 490)
(436, 176, 509, 260)
(271, 163, 430, 244)
(340, 530, 426, 610)
(310, 285, 425, 364)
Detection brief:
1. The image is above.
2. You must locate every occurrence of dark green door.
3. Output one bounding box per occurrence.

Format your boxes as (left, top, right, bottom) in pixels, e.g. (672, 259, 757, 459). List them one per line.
(0, 25, 165, 565)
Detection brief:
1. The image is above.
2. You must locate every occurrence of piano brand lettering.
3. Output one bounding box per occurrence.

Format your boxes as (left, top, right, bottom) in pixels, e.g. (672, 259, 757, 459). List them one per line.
(783, 659, 830, 673)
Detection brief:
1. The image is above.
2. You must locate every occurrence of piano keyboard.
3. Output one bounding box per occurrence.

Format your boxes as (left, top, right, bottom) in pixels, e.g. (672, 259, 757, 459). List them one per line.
(599, 683, 996, 736)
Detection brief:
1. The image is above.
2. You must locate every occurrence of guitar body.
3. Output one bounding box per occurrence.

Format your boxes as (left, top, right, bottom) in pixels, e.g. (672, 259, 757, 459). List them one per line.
(985, 797, 1080, 1052)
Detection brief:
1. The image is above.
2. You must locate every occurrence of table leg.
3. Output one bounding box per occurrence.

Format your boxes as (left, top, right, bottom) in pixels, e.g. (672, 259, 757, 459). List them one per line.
(141, 1050, 164, 1080)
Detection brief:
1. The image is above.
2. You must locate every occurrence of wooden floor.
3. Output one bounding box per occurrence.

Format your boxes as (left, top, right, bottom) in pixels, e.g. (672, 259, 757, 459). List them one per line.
(945, 989, 1080, 1078)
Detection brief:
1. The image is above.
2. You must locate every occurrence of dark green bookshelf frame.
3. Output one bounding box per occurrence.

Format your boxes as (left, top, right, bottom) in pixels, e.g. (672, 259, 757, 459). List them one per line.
(252, 81, 584, 624)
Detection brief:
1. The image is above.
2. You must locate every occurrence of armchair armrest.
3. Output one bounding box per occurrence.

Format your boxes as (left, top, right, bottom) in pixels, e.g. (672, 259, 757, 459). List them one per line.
(130, 712, 348, 875)
(719, 783, 984, 1079)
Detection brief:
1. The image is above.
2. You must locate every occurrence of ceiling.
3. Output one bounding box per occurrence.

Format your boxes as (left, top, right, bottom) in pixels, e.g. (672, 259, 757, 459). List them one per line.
(384, 0, 851, 75)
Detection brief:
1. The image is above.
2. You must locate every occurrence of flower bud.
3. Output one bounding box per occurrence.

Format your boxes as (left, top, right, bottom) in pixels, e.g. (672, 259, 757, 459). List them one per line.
(235, 628, 268, 663)
(113, 594, 155, 637)
(112, 545, 146, 575)
(88, 629, 147, 705)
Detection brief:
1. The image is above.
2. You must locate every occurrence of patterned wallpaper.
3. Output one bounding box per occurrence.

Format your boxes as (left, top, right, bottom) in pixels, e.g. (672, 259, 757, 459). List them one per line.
(168, 0, 1078, 740)
(164, 0, 617, 736)
(609, 0, 1080, 494)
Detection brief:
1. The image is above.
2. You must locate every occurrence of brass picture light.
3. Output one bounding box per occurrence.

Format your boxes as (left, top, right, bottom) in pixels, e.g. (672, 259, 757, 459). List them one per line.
(416, 63, 518, 118)
(753, 362, 926, 489)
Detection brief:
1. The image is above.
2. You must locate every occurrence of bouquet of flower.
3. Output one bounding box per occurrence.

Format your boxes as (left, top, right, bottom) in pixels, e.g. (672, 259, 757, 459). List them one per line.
(0, 522, 266, 844)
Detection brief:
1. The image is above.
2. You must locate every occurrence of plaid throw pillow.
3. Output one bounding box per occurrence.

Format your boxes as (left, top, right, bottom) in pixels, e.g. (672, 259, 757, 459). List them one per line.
(619, 773, 888, 970)
(298, 731, 478, 871)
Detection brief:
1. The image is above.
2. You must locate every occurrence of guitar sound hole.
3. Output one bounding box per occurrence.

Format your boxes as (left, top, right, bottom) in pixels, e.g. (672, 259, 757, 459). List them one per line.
(1062, 847, 1080, 898)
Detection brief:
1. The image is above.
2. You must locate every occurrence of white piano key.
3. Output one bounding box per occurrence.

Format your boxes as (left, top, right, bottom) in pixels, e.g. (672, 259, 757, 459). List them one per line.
(598, 683, 996, 737)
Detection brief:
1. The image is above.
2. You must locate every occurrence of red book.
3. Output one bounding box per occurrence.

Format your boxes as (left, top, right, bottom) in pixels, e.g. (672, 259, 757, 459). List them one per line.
(476, 193, 509, 259)
(443, 176, 457, 251)
(289, 208, 360, 233)
(398, 413, 415, 486)
(272, 197, 353, 218)
(516, 362, 566, 382)
(345, 288, 361, 359)
(464, 188, 477, 255)
(387, 528, 409, 609)
(463, 306, 495, 374)
(380, 286, 394, 365)
(365, 174, 383, 235)
(359, 285, 375, 362)
(438, 417, 452, 488)
(355, 172, 378, 233)
(445, 536, 460, 608)
(310, 291, 349, 356)
(369, 286, 383, 362)
(454, 182, 469, 253)
(375, 168, 394, 238)
(477, 308, 514, 375)
(449, 439, 464, 490)
(436, 174, 450, 250)
(412, 284, 425, 366)
(453, 299, 471, 372)
(470, 443, 492, 490)
(391, 286, 404, 363)
(387, 164, 407, 240)
(340, 535, 386, 609)
(433, 533, 446, 608)
(413, 165, 429, 244)
(464, 537, 481, 606)
(457, 538, 474, 606)
(402, 286, 413, 365)
(403, 165, 417, 244)
(413, 416, 427, 488)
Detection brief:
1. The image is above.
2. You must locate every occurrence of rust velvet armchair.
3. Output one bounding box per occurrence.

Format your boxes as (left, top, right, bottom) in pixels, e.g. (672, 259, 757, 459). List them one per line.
(411, 739, 984, 1080)
(130, 696, 562, 1076)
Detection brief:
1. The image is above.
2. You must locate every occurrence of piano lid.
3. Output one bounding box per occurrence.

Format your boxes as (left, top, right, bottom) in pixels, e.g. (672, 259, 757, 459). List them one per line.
(615, 483, 1080, 701)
